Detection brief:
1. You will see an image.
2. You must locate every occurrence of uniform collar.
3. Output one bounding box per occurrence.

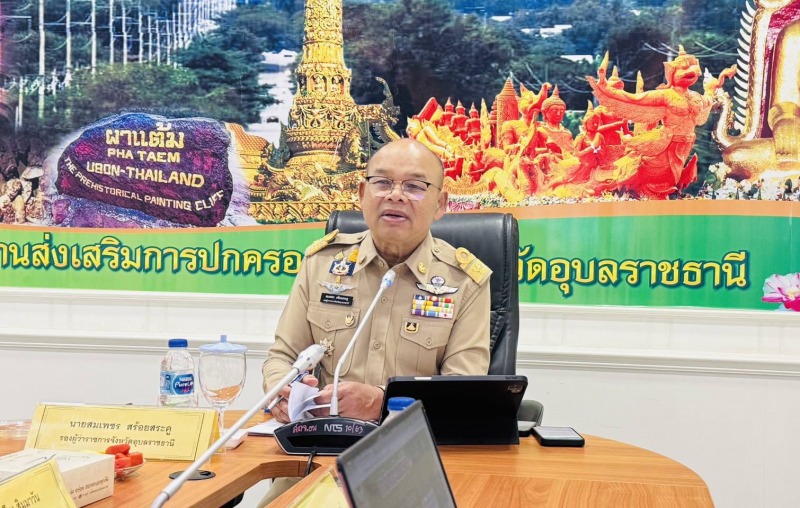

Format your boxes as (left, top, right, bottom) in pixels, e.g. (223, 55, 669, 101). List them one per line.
(356, 231, 434, 285)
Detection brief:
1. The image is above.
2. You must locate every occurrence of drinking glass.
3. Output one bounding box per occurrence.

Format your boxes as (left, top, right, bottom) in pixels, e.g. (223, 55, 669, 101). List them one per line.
(198, 336, 247, 439)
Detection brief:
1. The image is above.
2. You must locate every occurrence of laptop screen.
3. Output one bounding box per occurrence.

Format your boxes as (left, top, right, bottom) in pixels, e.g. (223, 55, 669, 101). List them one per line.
(336, 401, 456, 508)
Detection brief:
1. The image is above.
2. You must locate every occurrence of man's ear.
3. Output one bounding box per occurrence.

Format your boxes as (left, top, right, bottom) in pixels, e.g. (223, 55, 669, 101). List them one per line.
(358, 181, 366, 202)
(434, 190, 448, 220)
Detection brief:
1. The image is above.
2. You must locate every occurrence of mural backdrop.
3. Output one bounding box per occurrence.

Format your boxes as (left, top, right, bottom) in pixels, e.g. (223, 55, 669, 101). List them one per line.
(0, 0, 798, 311)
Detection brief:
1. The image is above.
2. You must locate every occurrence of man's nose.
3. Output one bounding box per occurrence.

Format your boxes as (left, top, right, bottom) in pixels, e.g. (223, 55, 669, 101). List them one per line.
(385, 182, 407, 200)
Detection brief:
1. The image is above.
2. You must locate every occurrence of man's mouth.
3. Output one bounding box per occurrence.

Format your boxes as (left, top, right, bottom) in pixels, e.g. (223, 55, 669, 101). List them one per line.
(380, 210, 409, 222)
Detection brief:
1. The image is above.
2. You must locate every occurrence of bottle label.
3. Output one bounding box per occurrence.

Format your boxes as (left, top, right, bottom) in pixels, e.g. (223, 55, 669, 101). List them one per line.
(160, 371, 194, 396)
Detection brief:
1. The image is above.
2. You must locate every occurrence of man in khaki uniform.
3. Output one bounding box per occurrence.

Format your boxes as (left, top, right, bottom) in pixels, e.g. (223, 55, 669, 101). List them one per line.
(263, 138, 491, 423)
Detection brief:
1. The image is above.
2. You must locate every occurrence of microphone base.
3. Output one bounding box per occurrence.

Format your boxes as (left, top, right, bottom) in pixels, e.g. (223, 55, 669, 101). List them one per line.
(274, 417, 379, 455)
(168, 470, 216, 481)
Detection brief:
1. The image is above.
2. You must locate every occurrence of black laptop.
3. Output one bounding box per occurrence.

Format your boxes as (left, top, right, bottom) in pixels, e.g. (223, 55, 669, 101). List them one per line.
(381, 375, 528, 445)
(337, 400, 456, 508)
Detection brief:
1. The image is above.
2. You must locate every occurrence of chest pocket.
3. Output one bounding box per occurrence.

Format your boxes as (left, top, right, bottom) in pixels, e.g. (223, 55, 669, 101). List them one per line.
(396, 319, 452, 375)
(307, 303, 361, 376)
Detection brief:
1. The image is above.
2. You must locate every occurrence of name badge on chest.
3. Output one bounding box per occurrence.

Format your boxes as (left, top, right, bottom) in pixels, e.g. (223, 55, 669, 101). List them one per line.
(321, 293, 354, 306)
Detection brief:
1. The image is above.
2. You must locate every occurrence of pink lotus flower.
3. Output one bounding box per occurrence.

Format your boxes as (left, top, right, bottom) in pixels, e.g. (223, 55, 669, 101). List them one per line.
(762, 273, 800, 311)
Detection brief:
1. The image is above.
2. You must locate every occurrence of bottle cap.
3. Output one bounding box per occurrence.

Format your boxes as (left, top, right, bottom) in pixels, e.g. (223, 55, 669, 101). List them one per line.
(198, 334, 247, 354)
(387, 397, 415, 412)
(168, 338, 188, 348)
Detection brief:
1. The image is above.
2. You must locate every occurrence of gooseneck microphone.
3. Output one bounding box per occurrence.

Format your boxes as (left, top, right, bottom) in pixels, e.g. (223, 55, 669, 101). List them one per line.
(275, 269, 397, 455)
(331, 269, 396, 415)
(151, 344, 326, 507)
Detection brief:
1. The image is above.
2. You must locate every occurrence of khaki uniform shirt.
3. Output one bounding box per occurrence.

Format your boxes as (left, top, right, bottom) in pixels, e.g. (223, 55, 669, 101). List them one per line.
(262, 230, 491, 393)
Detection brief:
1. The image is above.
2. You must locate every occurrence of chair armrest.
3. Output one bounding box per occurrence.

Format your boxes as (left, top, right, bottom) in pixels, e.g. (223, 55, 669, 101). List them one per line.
(517, 400, 544, 426)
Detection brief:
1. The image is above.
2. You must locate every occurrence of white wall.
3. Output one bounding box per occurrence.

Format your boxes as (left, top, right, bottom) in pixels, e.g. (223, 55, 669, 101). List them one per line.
(1, 288, 799, 507)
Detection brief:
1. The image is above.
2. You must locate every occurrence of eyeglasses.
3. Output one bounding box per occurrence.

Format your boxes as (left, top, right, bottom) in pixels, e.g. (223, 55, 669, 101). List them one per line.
(365, 176, 441, 201)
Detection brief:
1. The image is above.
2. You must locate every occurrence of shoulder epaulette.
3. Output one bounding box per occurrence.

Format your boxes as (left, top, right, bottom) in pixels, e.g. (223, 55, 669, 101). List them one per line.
(305, 230, 339, 257)
(454, 247, 492, 285)
(305, 230, 365, 257)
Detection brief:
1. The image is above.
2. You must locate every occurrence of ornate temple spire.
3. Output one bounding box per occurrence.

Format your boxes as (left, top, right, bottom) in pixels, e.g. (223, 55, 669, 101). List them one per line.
(250, 0, 400, 223)
(301, 0, 346, 66)
(285, 0, 358, 171)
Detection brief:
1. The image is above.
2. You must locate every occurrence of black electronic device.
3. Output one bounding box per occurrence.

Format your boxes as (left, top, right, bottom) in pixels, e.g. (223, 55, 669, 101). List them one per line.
(531, 426, 585, 447)
(337, 401, 456, 508)
(273, 417, 379, 456)
(382, 375, 528, 445)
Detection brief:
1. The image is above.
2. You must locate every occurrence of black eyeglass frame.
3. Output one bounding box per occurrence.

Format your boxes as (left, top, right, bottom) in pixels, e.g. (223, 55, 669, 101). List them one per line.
(364, 176, 442, 198)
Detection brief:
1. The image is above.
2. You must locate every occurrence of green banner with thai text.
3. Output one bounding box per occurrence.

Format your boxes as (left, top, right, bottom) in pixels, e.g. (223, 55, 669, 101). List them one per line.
(1, 200, 797, 311)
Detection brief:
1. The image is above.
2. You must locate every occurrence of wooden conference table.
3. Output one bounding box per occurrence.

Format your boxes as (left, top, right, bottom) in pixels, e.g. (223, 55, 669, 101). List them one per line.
(0, 412, 714, 507)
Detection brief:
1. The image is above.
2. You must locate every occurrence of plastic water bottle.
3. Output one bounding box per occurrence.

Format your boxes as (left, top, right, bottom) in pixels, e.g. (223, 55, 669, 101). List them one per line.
(159, 338, 196, 407)
(383, 397, 415, 424)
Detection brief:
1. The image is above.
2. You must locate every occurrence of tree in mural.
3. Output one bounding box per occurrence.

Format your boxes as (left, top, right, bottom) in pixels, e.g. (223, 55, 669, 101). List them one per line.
(8, 0, 291, 143)
(344, 0, 529, 132)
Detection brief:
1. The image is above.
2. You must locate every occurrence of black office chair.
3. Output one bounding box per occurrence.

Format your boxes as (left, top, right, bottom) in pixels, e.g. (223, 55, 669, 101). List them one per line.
(326, 211, 544, 425)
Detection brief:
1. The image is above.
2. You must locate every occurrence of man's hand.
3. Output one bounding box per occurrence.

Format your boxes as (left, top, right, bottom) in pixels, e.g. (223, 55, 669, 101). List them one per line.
(270, 375, 319, 423)
(311, 382, 384, 421)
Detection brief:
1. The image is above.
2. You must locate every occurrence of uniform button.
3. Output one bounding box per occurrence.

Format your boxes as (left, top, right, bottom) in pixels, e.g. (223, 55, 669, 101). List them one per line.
(426, 338, 432, 346)
(378, 260, 385, 267)
(324, 321, 331, 329)
(373, 341, 381, 350)
(433, 246, 440, 253)
(381, 297, 387, 303)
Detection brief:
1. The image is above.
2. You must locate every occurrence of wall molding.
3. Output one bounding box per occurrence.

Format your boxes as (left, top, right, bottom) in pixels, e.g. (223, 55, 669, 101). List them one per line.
(3, 287, 798, 323)
(518, 302, 800, 325)
(0, 287, 286, 306)
(1, 288, 798, 376)
(516, 347, 800, 378)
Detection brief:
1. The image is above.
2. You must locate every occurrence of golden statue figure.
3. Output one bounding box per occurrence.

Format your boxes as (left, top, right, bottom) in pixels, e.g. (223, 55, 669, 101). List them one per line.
(593, 67, 631, 145)
(587, 48, 735, 198)
(523, 87, 578, 192)
(465, 104, 482, 145)
(716, 0, 800, 183)
(549, 103, 610, 193)
(534, 87, 575, 155)
(519, 82, 550, 125)
(407, 115, 460, 161)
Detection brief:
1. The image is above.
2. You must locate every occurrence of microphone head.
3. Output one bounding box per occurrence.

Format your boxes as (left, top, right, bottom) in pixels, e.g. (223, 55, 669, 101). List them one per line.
(381, 269, 397, 289)
(293, 344, 326, 372)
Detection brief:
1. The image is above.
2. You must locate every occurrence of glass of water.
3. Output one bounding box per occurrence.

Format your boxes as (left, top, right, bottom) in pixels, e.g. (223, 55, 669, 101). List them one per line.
(198, 335, 247, 440)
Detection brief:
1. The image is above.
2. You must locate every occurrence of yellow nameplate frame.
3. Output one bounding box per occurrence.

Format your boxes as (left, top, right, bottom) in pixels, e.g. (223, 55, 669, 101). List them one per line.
(0, 458, 77, 508)
(26, 404, 219, 461)
(288, 467, 349, 508)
